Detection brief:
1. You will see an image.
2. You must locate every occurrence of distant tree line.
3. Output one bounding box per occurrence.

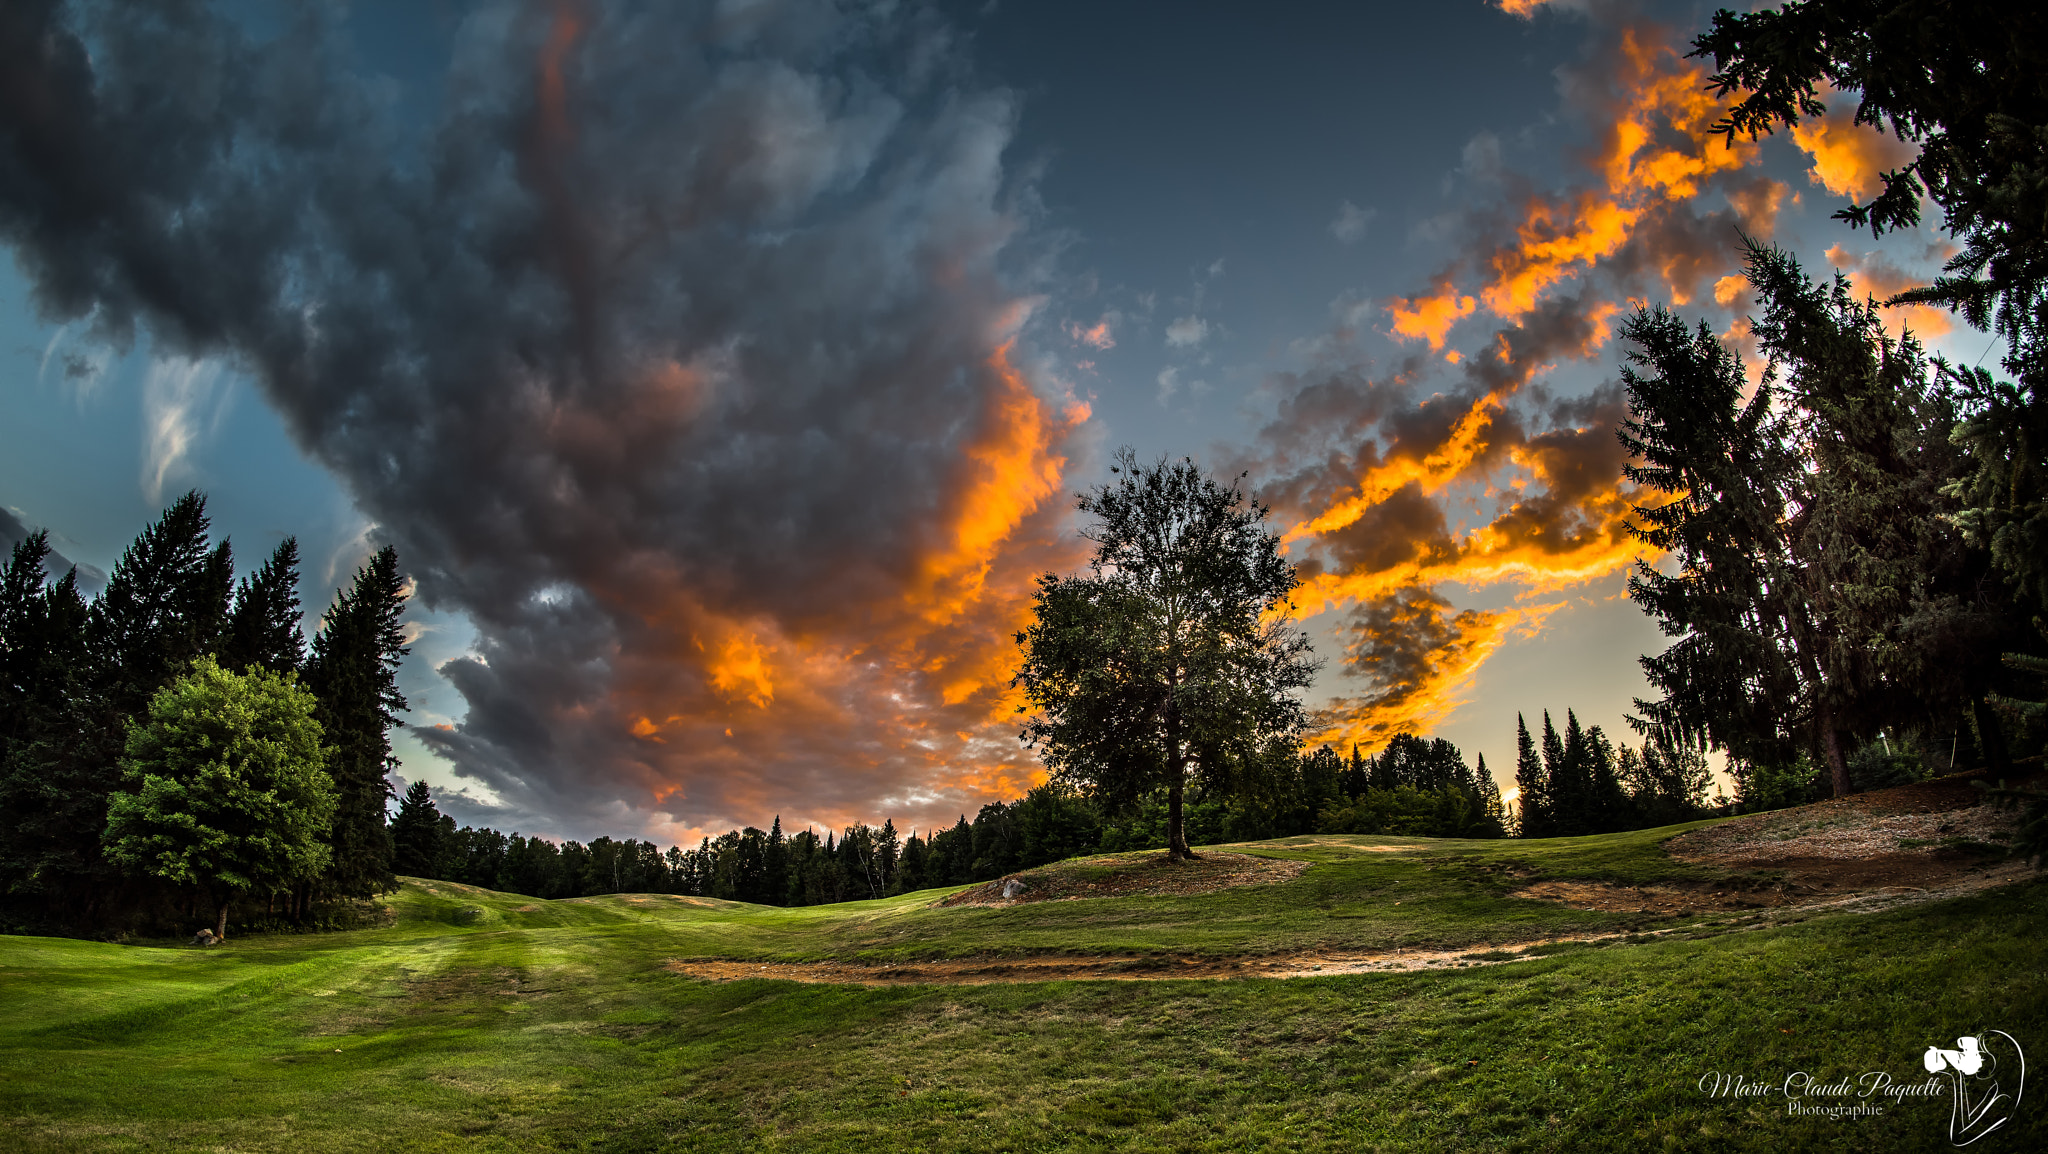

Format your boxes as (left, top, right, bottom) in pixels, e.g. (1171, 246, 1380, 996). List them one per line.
(1512, 711, 1718, 838)
(0, 493, 409, 935)
(387, 734, 1520, 903)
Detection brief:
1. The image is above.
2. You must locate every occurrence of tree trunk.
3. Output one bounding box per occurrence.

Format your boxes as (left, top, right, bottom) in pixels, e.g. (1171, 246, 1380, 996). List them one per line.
(1164, 701, 1197, 860)
(1821, 718, 1851, 799)
(1973, 696, 2012, 777)
(212, 894, 230, 942)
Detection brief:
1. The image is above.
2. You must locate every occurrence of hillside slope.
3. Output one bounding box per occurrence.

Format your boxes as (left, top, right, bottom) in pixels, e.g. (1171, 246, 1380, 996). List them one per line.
(2, 793, 2043, 1153)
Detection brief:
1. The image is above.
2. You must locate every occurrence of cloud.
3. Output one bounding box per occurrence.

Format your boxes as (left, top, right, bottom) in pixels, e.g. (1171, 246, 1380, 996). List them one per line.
(1329, 200, 1376, 244)
(1313, 588, 1554, 751)
(140, 356, 230, 503)
(0, 0, 1087, 842)
(1064, 315, 1115, 349)
(1789, 92, 1919, 203)
(1156, 366, 1181, 405)
(1243, 11, 1757, 753)
(1164, 314, 1209, 348)
(1823, 243, 1955, 340)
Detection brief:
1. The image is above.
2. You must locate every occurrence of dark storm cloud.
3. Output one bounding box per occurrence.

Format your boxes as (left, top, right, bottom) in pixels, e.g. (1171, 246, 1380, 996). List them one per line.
(0, 0, 1081, 839)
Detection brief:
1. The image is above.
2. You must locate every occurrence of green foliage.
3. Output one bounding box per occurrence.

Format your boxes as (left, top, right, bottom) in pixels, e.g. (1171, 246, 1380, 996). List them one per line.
(1731, 753, 1826, 815)
(1694, 0, 2048, 660)
(1620, 242, 2020, 793)
(102, 658, 336, 936)
(388, 779, 444, 878)
(1846, 736, 1930, 792)
(1515, 710, 1712, 836)
(1, 495, 234, 921)
(1014, 448, 1318, 858)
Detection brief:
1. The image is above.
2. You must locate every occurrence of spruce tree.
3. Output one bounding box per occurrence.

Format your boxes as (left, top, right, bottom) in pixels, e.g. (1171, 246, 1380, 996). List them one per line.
(764, 817, 789, 907)
(24, 494, 235, 920)
(220, 537, 305, 676)
(305, 546, 409, 899)
(389, 779, 444, 879)
(1514, 714, 1549, 838)
(0, 534, 92, 909)
(1472, 753, 1510, 838)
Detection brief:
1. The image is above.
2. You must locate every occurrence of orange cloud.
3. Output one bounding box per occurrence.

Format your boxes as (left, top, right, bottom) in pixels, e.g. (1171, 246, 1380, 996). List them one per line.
(1290, 394, 1504, 542)
(1388, 282, 1477, 350)
(1790, 98, 1919, 202)
(1823, 244, 1954, 340)
(1065, 317, 1115, 349)
(1280, 17, 1756, 760)
(1311, 591, 1558, 754)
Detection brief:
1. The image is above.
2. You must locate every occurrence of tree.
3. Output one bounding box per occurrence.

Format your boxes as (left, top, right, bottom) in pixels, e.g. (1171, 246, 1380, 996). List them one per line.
(220, 537, 305, 676)
(0, 532, 92, 907)
(389, 779, 444, 878)
(1619, 299, 1832, 789)
(305, 546, 409, 899)
(1514, 715, 1549, 838)
(1694, 2, 2048, 638)
(15, 494, 234, 920)
(102, 658, 336, 940)
(1621, 243, 2018, 794)
(1013, 449, 1319, 859)
(1695, 1, 2048, 354)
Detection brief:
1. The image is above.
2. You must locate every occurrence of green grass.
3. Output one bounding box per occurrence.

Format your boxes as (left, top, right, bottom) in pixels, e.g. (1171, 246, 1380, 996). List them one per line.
(2, 822, 2044, 1152)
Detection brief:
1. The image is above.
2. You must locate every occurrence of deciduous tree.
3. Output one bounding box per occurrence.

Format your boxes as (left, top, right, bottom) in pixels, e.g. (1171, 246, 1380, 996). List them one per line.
(102, 658, 335, 940)
(1013, 450, 1318, 859)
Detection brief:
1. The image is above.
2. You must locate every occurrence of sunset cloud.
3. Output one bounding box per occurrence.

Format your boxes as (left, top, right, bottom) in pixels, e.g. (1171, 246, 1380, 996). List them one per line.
(1789, 93, 1920, 203)
(1255, 9, 1760, 754)
(0, 0, 1086, 840)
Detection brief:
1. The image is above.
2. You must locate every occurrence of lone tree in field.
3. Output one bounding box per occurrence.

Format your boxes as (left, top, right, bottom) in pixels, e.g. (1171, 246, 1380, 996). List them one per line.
(1013, 449, 1318, 859)
(103, 657, 337, 940)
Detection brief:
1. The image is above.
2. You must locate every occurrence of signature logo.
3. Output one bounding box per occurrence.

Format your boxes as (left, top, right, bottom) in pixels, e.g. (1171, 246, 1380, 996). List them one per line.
(1923, 1032, 2026, 1146)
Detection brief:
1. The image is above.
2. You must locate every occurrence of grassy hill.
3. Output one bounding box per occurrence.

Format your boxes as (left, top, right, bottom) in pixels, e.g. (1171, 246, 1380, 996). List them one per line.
(2, 821, 2043, 1152)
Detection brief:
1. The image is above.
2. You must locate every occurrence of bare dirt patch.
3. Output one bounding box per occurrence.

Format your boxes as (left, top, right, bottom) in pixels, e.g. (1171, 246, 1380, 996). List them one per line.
(664, 938, 1591, 986)
(935, 850, 1309, 908)
(1663, 770, 2023, 894)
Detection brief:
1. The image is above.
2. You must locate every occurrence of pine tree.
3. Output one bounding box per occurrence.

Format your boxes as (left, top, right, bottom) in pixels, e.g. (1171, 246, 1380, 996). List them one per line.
(305, 546, 409, 899)
(87, 493, 234, 724)
(20, 495, 235, 920)
(389, 779, 444, 879)
(1514, 714, 1549, 838)
(0, 533, 92, 910)
(1472, 753, 1510, 838)
(220, 537, 305, 676)
(764, 817, 789, 907)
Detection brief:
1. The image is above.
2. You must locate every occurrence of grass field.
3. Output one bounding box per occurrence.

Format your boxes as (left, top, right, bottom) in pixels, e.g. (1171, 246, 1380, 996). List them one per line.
(2, 824, 2043, 1152)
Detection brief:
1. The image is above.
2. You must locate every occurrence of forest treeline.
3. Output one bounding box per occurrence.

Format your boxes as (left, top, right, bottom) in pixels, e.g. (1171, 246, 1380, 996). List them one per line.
(0, 494, 409, 934)
(388, 725, 1718, 905)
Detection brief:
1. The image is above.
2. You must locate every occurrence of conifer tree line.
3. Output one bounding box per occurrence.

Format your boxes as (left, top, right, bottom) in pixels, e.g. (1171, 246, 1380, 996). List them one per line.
(387, 734, 1523, 904)
(0, 493, 410, 933)
(1511, 712, 1717, 839)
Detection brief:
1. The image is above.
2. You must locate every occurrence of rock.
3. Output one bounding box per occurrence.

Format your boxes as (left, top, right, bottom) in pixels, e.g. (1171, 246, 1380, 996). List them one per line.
(191, 928, 218, 946)
(1001, 877, 1029, 900)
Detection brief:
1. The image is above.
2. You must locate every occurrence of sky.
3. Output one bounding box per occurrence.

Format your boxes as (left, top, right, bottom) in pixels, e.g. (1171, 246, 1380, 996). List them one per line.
(0, 0, 1990, 846)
